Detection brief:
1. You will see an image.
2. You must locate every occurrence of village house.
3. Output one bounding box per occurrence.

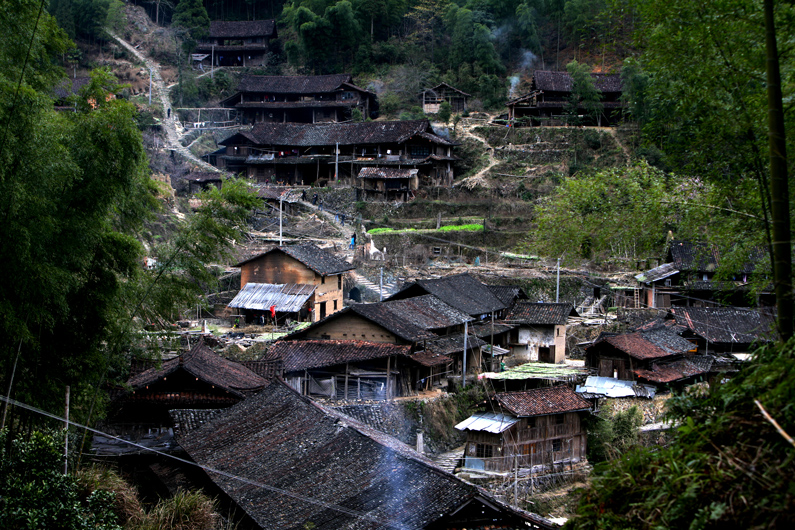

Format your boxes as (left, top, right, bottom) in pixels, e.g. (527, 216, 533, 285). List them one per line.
(386, 272, 509, 319)
(230, 243, 354, 323)
(180, 171, 223, 195)
(264, 339, 446, 400)
(285, 294, 486, 381)
(420, 82, 471, 114)
(634, 240, 771, 309)
(220, 73, 377, 124)
(355, 167, 419, 202)
(584, 326, 715, 389)
(170, 380, 555, 529)
(669, 306, 776, 356)
(212, 119, 457, 186)
(504, 302, 579, 363)
(194, 20, 277, 68)
(506, 70, 624, 126)
(456, 386, 591, 473)
(94, 340, 267, 456)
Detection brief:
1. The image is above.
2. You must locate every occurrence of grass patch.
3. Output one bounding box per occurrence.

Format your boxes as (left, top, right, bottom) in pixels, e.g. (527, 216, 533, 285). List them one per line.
(437, 224, 484, 232)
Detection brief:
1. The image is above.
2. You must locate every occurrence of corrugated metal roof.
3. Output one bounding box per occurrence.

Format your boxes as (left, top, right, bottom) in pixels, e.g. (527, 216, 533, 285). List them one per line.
(228, 283, 315, 312)
(575, 376, 657, 398)
(455, 412, 519, 433)
(635, 262, 679, 284)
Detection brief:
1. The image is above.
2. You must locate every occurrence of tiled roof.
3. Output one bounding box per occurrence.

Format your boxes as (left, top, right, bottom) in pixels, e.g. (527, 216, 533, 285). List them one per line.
(487, 284, 528, 306)
(127, 341, 267, 398)
(266, 340, 411, 372)
(389, 273, 507, 316)
(409, 350, 453, 367)
(634, 357, 713, 384)
(425, 333, 486, 356)
(595, 328, 693, 361)
(671, 306, 777, 344)
(237, 73, 354, 94)
(181, 172, 223, 183)
(423, 82, 471, 97)
(470, 322, 518, 338)
(53, 76, 91, 99)
(174, 381, 549, 529)
(667, 240, 719, 272)
(353, 295, 473, 341)
(506, 302, 578, 325)
(493, 386, 591, 417)
(533, 70, 623, 93)
(234, 243, 354, 276)
(635, 262, 679, 284)
(209, 20, 276, 38)
(257, 186, 304, 202)
(244, 120, 455, 147)
(228, 283, 315, 312)
(357, 167, 418, 179)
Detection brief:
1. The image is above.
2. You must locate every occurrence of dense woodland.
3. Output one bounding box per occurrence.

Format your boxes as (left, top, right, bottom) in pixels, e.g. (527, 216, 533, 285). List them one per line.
(1, 0, 794, 528)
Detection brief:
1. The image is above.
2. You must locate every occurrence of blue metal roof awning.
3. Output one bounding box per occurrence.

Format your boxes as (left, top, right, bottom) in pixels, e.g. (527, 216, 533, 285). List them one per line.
(228, 283, 315, 312)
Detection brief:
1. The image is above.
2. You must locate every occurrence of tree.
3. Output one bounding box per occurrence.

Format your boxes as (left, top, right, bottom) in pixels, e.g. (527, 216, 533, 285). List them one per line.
(0, 430, 120, 530)
(437, 100, 452, 123)
(532, 162, 698, 263)
(172, 0, 209, 52)
(566, 60, 602, 125)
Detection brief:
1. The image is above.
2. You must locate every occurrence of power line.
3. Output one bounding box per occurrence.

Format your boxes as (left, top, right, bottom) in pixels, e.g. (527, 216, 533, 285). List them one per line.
(0, 395, 402, 529)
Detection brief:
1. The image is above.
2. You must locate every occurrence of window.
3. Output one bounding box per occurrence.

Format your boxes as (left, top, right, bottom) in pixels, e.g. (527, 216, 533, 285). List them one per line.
(475, 444, 493, 459)
(410, 145, 430, 158)
(338, 275, 342, 289)
(665, 278, 672, 287)
(526, 417, 536, 429)
(552, 439, 562, 452)
(333, 300, 338, 310)
(321, 276, 326, 284)
(555, 414, 565, 425)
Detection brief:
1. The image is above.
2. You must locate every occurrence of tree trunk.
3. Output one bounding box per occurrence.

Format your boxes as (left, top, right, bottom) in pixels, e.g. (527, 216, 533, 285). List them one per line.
(763, 0, 792, 340)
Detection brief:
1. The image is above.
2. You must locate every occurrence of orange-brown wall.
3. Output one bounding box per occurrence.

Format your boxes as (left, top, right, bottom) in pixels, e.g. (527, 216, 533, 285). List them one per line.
(240, 251, 345, 322)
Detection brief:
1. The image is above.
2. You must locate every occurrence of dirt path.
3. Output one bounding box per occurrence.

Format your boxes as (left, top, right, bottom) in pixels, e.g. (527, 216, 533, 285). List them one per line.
(106, 30, 222, 173)
(453, 116, 500, 189)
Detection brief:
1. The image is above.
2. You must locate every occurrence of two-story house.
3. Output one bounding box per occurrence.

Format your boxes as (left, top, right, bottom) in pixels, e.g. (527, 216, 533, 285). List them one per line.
(220, 73, 377, 124)
(213, 119, 457, 186)
(229, 243, 354, 323)
(194, 20, 277, 67)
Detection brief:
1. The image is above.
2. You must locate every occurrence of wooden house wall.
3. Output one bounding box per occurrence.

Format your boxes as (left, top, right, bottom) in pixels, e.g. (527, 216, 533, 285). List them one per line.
(462, 412, 587, 473)
(301, 312, 403, 344)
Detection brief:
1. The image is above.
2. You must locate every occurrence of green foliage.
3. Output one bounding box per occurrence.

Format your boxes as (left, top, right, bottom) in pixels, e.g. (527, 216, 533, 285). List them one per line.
(173, 0, 210, 54)
(0, 430, 121, 530)
(566, 341, 795, 529)
(566, 60, 602, 125)
(437, 223, 484, 232)
(437, 100, 452, 123)
(532, 162, 697, 263)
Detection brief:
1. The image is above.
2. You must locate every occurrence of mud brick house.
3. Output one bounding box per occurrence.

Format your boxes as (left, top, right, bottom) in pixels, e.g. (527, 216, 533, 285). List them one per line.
(635, 241, 771, 309)
(456, 386, 591, 473)
(421, 82, 471, 114)
(504, 302, 578, 363)
(194, 20, 277, 67)
(213, 119, 457, 185)
(94, 341, 267, 455)
(506, 70, 624, 126)
(286, 294, 485, 379)
(221, 73, 377, 124)
(584, 326, 716, 388)
(355, 167, 419, 202)
(670, 306, 776, 355)
(386, 272, 508, 319)
(264, 339, 443, 399)
(232, 244, 354, 322)
(171, 380, 554, 529)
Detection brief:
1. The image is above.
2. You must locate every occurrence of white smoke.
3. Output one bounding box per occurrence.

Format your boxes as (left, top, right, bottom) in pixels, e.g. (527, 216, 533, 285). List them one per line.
(520, 49, 537, 71)
(509, 76, 520, 98)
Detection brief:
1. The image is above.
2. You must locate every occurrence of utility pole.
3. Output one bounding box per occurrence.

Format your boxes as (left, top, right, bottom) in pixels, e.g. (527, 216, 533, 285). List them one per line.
(279, 196, 283, 245)
(211, 45, 214, 80)
(514, 454, 519, 506)
(462, 320, 468, 387)
(556, 257, 561, 303)
(64, 385, 70, 475)
(335, 142, 339, 181)
(148, 67, 152, 106)
(379, 267, 383, 301)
